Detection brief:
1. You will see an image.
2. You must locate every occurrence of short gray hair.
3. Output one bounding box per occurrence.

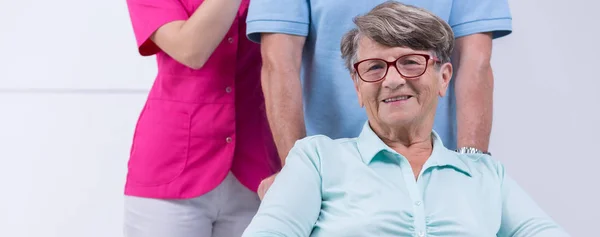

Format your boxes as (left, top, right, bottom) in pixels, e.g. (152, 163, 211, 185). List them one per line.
(340, 1, 455, 72)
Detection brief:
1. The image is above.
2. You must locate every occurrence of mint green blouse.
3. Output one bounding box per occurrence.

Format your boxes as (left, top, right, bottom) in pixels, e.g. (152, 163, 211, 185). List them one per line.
(242, 122, 569, 237)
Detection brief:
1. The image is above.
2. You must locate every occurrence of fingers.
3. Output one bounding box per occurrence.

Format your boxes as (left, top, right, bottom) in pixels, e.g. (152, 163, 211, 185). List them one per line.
(257, 179, 271, 200)
(257, 174, 277, 200)
(258, 181, 264, 200)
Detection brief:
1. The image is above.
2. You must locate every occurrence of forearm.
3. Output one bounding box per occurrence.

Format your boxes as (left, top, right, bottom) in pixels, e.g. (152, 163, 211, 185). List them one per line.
(455, 63, 494, 151)
(152, 0, 242, 68)
(260, 34, 307, 166)
(505, 225, 571, 237)
(262, 68, 306, 165)
(453, 33, 494, 152)
(498, 171, 571, 237)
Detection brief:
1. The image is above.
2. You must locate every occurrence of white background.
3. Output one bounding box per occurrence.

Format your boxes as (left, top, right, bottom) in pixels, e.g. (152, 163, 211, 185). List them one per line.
(0, 0, 598, 236)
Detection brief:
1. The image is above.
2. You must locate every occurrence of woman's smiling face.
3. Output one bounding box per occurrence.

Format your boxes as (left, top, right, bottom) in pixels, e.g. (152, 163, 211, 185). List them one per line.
(353, 36, 453, 130)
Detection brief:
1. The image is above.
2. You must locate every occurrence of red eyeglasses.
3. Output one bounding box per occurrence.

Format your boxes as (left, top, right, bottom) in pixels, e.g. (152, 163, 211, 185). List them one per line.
(353, 54, 439, 83)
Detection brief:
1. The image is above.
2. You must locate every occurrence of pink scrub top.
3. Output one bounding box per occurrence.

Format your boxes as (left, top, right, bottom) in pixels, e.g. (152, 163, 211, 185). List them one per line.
(124, 0, 281, 199)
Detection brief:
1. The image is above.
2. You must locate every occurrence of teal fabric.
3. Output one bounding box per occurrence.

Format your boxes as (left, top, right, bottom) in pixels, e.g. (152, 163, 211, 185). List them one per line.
(242, 122, 569, 237)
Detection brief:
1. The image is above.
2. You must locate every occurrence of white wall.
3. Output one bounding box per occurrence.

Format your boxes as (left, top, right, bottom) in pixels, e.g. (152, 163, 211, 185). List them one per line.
(0, 0, 597, 236)
(489, 1, 600, 235)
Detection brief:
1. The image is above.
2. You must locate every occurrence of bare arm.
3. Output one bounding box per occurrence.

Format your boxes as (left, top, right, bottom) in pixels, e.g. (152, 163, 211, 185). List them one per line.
(452, 32, 494, 152)
(150, 0, 242, 69)
(260, 33, 307, 165)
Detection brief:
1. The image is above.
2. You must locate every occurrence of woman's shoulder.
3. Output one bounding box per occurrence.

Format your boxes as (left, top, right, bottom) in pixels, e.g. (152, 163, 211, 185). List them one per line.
(452, 151, 506, 178)
(296, 134, 354, 144)
(291, 135, 359, 160)
(293, 135, 358, 152)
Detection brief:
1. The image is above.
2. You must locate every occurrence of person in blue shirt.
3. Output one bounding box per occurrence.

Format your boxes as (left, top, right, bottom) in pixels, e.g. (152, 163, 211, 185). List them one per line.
(241, 2, 569, 236)
(247, 0, 513, 197)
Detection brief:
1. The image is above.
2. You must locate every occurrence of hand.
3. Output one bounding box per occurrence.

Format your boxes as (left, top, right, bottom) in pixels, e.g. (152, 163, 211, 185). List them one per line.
(257, 173, 278, 200)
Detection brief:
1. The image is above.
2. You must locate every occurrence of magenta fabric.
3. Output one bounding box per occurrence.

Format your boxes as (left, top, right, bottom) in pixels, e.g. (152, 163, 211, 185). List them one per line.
(124, 0, 280, 199)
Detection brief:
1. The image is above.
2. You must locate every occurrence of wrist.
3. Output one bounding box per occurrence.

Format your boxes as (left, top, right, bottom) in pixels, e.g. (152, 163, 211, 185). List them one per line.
(455, 146, 491, 156)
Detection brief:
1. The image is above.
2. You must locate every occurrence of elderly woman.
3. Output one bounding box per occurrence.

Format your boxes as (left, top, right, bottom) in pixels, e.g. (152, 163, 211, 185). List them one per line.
(241, 2, 569, 237)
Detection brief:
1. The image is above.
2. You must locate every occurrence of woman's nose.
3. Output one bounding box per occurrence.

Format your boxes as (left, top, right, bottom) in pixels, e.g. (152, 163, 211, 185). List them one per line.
(382, 65, 407, 89)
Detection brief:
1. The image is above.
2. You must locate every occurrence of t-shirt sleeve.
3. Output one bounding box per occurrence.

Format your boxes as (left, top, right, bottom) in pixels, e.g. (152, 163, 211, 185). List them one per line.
(245, 0, 310, 43)
(126, 0, 189, 56)
(448, 0, 513, 39)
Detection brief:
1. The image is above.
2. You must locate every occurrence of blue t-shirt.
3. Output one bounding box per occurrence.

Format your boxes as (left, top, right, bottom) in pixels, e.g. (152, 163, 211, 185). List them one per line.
(246, 0, 512, 150)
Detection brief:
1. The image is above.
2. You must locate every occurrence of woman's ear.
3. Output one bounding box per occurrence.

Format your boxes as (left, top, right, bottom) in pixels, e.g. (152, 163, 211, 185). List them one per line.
(438, 62, 453, 97)
(353, 74, 364, 107)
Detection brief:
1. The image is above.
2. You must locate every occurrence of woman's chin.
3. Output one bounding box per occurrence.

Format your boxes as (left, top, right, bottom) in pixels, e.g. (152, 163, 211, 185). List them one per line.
(378, 116, 413, 128)
(378, 111, 414, 125)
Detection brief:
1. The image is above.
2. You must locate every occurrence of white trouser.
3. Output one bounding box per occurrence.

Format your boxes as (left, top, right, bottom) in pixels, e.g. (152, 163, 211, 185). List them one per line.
(124, 172, 260, 237)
